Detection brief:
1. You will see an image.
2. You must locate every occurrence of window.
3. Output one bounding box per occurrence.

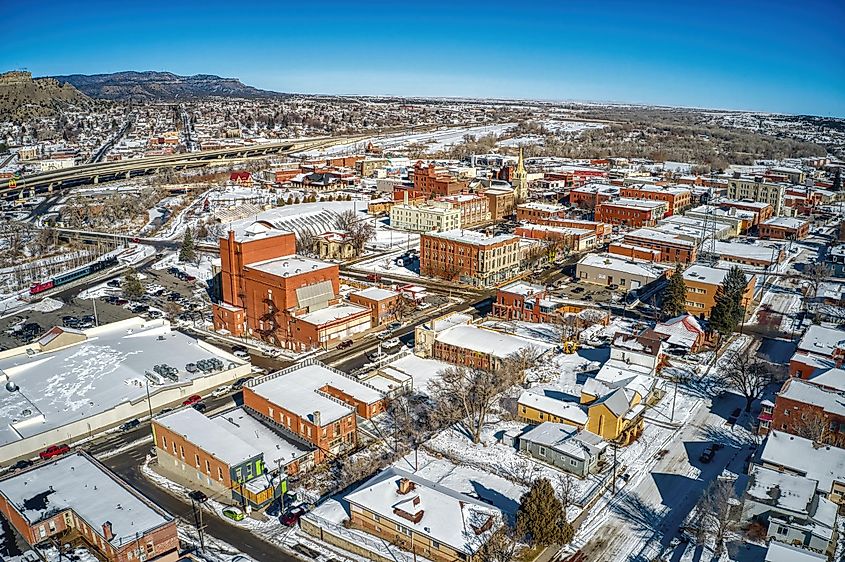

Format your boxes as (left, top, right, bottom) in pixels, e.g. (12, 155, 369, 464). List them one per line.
(205, 459, 211, 473)
(161, 435, 167, 449)
(570, 459, 577, 466)
(776, 526, 788, 535)
(195, 454, 200, 468)
(218, 466, 224, 481)
(538, 446, 547, 457)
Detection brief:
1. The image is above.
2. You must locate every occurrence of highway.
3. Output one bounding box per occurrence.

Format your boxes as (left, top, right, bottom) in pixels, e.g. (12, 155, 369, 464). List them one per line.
(2, 135, 368, 200)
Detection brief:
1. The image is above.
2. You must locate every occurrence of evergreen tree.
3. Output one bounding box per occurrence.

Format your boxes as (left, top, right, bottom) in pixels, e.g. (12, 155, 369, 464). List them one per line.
(122, 270, 144, 300)
(515, 478, 573, 547)
(179, 229, 196, 263)
(709, 266, 747, 337)
(661, 263, 688, 319)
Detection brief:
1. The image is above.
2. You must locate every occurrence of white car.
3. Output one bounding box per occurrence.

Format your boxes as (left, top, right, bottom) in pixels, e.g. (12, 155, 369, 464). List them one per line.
(212, 386, 231, 398)
(382, 338, 402, 350)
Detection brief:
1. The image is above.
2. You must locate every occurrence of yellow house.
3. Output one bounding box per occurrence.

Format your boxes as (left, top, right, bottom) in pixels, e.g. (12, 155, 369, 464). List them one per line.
(517, 390, 588, 428)
(584, 388, 645, 445)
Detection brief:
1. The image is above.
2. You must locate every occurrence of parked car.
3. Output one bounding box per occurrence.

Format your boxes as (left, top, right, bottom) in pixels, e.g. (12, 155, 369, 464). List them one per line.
(192, 402, 208, 413)
(232, 377, 253, 390)
(233, 349, 250, 359)
(336, 339, 353, 350)
(699, 444, 717, 464)
(280, 505, 307, 527)
(387, 321, 402, 332)
(119, 419, 141, 432)
(212, 386, 231, 398)
(107, 279, 122, 288)
(39, 444, 70, 460)
(222, 507, 245, 522)
(182, 394, 202, 406)
(265, 499, 283, 517)
(11, 459, 33, 471)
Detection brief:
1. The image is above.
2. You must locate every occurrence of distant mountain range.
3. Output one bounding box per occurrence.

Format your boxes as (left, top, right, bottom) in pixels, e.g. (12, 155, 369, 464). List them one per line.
(51, 71, 286, 101)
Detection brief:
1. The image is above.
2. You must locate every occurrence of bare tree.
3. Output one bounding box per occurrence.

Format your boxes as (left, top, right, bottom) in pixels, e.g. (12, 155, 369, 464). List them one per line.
(720, 351, 773, 412)
(476, 525, 519, 562)
(690, 478, 741, 555)
(296, 230, 317, 255)
(388, 295, 416, 322)
(335, 209, 375, 254)
(791, 409, 845, 447)
(429, 365, 505, 444)
(805, 262, 832, 300)
(501, 347, 543, 386)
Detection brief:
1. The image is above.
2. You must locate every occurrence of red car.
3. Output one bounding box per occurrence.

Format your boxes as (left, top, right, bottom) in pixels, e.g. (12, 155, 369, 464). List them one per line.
(280, 506, 307, 527)
(183, 394, 202, 406)
(39, 444, 70, 460)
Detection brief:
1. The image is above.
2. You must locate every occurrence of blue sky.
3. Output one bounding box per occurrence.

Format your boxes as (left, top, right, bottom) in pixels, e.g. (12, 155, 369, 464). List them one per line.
(4, 0, 844, 116)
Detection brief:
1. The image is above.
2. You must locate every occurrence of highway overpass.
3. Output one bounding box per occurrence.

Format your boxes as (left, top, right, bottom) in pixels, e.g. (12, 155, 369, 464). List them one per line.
(2, 135, 364, 200)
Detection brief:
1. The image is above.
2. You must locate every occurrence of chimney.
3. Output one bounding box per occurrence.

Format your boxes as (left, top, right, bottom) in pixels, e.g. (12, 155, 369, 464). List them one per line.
(312, 410, 321, 426)
(102, 521, 114, 542)
(398, 477, 414, 495)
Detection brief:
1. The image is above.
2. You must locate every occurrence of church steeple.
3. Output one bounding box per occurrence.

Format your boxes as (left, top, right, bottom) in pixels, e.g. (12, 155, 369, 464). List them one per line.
(513, 146, 528, 203)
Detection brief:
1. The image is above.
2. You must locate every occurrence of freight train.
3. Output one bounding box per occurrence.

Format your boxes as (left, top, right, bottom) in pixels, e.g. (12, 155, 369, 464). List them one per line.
(29, 256, 119, 295)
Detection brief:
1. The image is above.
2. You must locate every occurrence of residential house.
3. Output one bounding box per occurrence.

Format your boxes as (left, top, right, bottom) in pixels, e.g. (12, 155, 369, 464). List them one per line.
(645, 314, 707, 354)
(518, 422, 606, 478)
(316, 231, 357, 261)
(759, 430, 845, 505)
(789, 325, 845, 378)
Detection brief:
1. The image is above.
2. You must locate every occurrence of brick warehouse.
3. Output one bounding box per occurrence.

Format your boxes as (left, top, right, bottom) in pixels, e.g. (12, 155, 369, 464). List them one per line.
(213, 229, 371, 350)
(0, 452, 179, 562)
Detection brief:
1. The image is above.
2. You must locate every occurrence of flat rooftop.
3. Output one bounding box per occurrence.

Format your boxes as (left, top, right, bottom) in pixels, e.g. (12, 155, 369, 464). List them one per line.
(435, 324, 555, 359)
(155, 407, 262, 467)
(600, 198, 667, 210)
(248, 362, 384, 425)
(424, 229, 519, 246)
(351, 286, 399, 301)
(246, 255, 335, 278)
(0, 318, 242, 448)
(0, 453, 171, 547)
(212, 407, 312, 468)
(297, 303, 370, 326)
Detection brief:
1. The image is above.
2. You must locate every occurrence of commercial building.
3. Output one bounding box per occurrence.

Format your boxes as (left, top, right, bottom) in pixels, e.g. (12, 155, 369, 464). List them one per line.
(389, 199, 462, 233)
(0, 452, 179, 562)
(412, 162, 467, 196)
(479, 185, 515, 220)
(569, 183, 620, 210)
(349, 286, 402, 326)
(0, 318, 249, 465)
(432, 324, 555, 371)
(594, 198, 668, 227)
(437, 194, 490, 227)
(242, 360, 387, 462)
(516, 202, 568, 223)
(619, 184, 692, 216)
(152, 407, 289, 509)
(726, 176, 788, 215)
(515, 224, 597, 253)
(759, 217, 810, 240)
(575, 253, 667, 291)
(420, 229, 521, 286)
(213, 229, 371, 350)
(713, 240, 784, 268)
(620, 228, 697, 263)
(719, 200, 775, 224)
(682, 265, 756, 318)
(340, 467, 502, 562)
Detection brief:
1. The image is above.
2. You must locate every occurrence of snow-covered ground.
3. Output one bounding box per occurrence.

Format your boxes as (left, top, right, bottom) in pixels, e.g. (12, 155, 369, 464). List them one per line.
(349, 249, 420, 278)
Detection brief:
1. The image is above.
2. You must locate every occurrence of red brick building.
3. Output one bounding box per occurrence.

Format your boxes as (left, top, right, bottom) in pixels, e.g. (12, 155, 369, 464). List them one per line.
(619, 184, 692, 216)
(413, 162, 467, 196)
(763, 378, 845, 442)
(758, 217, 810, 240)
(242, 360, 387, 462)
(621, 228, 698, 263)
(0, 453, 179, 562)
(348, 286, 401, 326)
(213, 229, 371, 350)
(569, 183, 620, 210)
(595, 198, 668, 227)
(719, 200, 774, 225)
(420, 229, 521, 286)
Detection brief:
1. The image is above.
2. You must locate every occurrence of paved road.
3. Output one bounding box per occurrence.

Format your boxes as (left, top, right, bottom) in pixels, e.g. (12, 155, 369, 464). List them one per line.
(102, 441, 301, 562)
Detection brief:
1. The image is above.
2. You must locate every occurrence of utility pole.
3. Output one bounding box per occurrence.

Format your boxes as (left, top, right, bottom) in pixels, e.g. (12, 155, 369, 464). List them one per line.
(188, 492, 207, 553)
(145, 379, 154, 421)
(92, 297, 99, 327)
(611, 440, 618, 494)
(671, 376, 678, 423)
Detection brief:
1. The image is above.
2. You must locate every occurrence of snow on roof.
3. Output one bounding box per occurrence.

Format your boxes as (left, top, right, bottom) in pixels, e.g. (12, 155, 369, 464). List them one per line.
(763, 216, 808, 229)
(779, 378, 845, 417)
(765, 541, 826, 562)
(624, 183, 691, 195)
(808, 367, 845, 392)
(0, 318, 242, 448)
(713, 241, 781, 264)
(344, 466, 501, 555)
(211, 408, 311, 468)
(382, 354, 453, 396)
(761, 431, 845, 495)
(518, 202, 567, 213)
(0, 453, 171, 547)
(600, 197, 667, 210)
(682, 264, 730, 285)
(297, 303, 370, 326)
(427, 312, 473, 333)
(435, 325, 554, 359)
(248, 361, 383, 425)
(155, 407, 262, 467)
(246, 255, 335, 278)
(517, 390, 588, 426)
(624, 228, 696, 247)
(797, 325, 845, 358)
(351, 286, 400, 301)
(649, 314, 704, 350)
(746, 464, 817, 514)
(499, 280, 545, 297)
(424, 229, 519, 246)
(577, 253, 667, 279)
(519, 422, 605, 461)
